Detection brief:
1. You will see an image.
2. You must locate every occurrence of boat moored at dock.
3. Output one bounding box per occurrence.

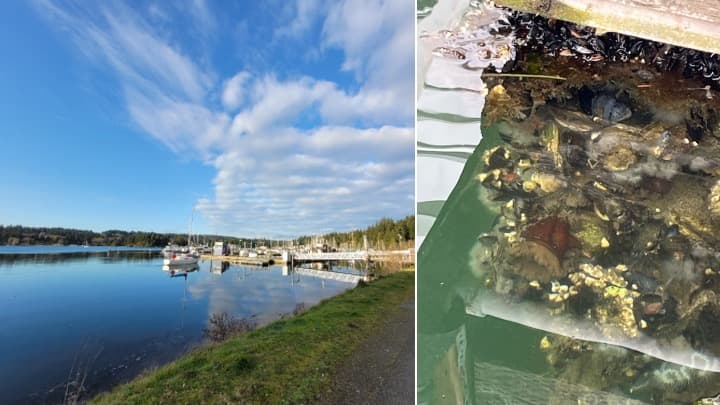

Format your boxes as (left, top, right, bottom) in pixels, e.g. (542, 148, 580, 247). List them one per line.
(162, 253, 198, 266)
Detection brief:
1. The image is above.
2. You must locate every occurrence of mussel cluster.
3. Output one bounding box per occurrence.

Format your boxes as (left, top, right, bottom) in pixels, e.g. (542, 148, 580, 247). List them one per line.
(504, 11, 720, 83)
(471, 85, 720, 353)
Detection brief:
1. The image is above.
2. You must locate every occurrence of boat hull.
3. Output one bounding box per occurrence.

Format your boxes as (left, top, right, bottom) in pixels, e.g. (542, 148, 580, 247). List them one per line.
(162, 256, 198, 266)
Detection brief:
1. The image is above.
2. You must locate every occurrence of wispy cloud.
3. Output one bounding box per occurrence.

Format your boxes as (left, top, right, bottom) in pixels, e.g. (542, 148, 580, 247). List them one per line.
(321, 0, 414, 123)
(197, 125, 413, 237)
(273, 0, 325, 39)
(221, 71, 251, 111)
(189, 0, 215, 36)
(33, 0, 413, 237)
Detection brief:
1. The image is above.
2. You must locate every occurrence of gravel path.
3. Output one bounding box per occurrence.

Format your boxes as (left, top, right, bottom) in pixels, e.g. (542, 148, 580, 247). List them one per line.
(317, 297, 415, 404)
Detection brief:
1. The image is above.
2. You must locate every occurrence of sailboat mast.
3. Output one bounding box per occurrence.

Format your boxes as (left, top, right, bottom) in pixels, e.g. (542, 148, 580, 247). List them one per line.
(188, 208, 194, 246)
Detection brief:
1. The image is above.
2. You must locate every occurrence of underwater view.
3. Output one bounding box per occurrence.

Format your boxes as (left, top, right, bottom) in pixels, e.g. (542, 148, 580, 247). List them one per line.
(418, 1, 720, 404)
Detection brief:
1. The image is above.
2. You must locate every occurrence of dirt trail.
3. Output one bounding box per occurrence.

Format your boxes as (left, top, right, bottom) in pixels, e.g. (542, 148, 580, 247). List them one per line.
(317, 297, 415, 404)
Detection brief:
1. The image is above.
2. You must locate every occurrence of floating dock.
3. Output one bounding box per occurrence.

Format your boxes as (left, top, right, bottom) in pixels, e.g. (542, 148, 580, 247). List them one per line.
(294, 267, 368, 283)
(497, 0, 720, 55)
(201, 249, 414, 268)
(201, 255, 278, 267)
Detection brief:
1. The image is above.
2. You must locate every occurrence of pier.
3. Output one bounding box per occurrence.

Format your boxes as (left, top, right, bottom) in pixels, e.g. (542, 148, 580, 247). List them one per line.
(293, 251, 368, 262)
(292, 249, 414, 265)
(200, 249, 414, 268)
(200, 255, 273, 266)
(294, 267, 368, 283)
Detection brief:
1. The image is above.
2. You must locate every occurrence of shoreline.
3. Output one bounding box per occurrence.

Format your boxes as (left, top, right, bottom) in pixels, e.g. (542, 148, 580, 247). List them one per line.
(92, 271, 414, 404)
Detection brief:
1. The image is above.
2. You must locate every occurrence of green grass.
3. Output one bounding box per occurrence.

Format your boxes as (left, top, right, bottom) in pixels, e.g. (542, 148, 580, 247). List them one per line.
(92, 271, 414, 405)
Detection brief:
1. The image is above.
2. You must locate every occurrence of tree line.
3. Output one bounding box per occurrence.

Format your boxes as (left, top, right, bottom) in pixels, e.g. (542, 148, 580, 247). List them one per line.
(295, 215, 415, 250)
(1, 215, 415, 249)
(0, 225, 244, 247)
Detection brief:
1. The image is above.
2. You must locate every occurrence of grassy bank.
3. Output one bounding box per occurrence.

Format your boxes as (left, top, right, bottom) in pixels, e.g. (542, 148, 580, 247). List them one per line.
(93, 271, 414, 404)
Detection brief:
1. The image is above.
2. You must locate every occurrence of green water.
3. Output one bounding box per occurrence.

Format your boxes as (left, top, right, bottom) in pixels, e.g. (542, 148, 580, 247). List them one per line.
(416, 122, 641, 403)
(418, 125, 551, 403)
(417, 112, 720, 405)
(417, 1, 720, 405)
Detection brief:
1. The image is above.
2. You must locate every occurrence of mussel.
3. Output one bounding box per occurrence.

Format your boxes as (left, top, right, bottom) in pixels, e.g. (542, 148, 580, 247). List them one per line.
(579, 87, 632, 123)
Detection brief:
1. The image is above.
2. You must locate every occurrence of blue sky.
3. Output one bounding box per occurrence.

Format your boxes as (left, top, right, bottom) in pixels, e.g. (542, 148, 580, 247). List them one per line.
(0, 0, 414, 238)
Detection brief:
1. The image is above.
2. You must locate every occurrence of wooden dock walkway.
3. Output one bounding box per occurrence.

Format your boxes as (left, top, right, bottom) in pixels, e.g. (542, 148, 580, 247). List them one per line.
(293, 250, 415, 264)
(294, 267, 368, 283)
(201, 249, 414, 268)
(497, 0, 720, 55)
(200, 255, 276, 266)
(293, 251, 368, 262)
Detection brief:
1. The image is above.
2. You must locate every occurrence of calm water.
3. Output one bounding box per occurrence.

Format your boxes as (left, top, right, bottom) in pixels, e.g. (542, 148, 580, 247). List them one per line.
(0, 245, 160, 254)
(0, 249, 355, 404)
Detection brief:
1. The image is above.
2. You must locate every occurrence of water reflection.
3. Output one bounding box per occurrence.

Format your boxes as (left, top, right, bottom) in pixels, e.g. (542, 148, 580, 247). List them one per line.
(186, 263, 359, 325)
(0, 252, 353, 404)
(211, 261, 230, 275)
(162, 263, 200, 277)
(0, 245, 161, 255)
(0, 250, 161, 267)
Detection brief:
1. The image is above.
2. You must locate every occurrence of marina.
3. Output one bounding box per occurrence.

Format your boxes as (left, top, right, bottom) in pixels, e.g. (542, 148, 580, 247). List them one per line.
(200, 254, 272, 266)
(0, 0, 416, 402)
(0, 249, 357, 404)
(200, 248, 415, 268)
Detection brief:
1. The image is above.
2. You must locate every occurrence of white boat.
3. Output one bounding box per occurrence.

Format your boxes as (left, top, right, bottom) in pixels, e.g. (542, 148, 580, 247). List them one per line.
(162, 262, 199, 277)
(162, 244, 183, 257)
(162, 253, 198, 266)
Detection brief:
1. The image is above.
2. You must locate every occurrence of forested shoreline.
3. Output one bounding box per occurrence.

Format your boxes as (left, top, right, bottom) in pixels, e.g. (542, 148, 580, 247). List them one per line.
(0, 226, 231, 247)
(0, 215, 415, 249)
(296, 215, 415, 250)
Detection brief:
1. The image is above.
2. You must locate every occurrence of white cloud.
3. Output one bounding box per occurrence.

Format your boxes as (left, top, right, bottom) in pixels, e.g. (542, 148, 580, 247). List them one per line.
(147, 4, 169, 22)
(196, 124, 413, 237)
(33, 0, 414, 237)
(321, 0, 414, 124)
(229, 76, 335, 135)
(221, 71, 251, 111)
(274, 0, 324, 39)
(125, 89, 230, 157)
(323, 0, 385, 74)
(226, 75, 411, 134)
(34, 0, 212, 103)
(99, 8, 212, 102)
(190, 0, 215, 35)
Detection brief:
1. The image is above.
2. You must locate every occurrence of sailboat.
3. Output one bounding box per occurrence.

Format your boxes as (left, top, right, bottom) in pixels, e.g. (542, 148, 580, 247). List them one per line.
(162, 209, 199, 266)
(163, 252, 198, 266)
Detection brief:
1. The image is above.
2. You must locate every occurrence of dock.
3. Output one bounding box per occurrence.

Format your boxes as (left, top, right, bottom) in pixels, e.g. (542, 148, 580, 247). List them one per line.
(294, 267, 368, 283)
(201, 255, 276, 267)
(292, 249, 415, 265)
(496, 0, 720, 55)
(201, 249, 414, 268)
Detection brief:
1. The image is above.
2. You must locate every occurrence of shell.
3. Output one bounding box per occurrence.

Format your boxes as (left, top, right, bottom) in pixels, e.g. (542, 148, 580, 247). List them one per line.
(708, 179, 720, 221)
(579, 87, 632, 123)
(570, 213, 611, 256)
(522, 216, 581, 261)
(592, 94, 632, 123)
(530, 172, 567, 193)
(603, 145, 638, 171)
(507, 241, 565, 283)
